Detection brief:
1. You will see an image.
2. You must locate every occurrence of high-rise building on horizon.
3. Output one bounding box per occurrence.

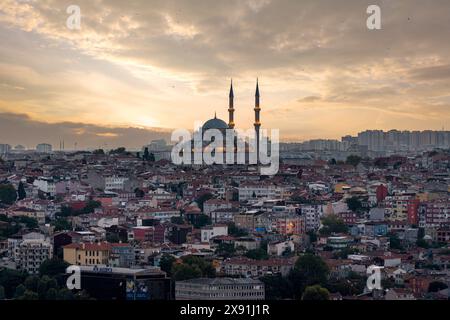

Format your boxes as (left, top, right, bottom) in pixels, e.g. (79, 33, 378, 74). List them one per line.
(36, 143, 52, 153)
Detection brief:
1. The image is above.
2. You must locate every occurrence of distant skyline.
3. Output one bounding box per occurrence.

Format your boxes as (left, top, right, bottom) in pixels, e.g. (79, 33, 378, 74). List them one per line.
(1, 0, 450, 148)
(1, 115, 449, 152)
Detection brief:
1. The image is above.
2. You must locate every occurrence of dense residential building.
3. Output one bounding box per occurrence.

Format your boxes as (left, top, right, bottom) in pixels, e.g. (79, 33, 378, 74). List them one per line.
(0, 139, 449, 301)
(1, 0, 450, 306)
(15, 233, 53, 274)
(300, 204, 322, 231)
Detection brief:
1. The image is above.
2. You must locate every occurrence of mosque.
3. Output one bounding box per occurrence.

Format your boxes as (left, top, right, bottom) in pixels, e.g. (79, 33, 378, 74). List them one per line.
(196, 79, 262, 164)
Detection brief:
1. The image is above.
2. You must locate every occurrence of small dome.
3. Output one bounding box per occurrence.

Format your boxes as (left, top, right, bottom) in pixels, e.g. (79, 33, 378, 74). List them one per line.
(202, 116, 229, 131)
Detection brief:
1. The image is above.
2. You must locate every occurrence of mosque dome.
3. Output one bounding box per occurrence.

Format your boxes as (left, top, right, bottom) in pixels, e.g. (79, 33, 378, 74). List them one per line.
(202, 114, 229, 131)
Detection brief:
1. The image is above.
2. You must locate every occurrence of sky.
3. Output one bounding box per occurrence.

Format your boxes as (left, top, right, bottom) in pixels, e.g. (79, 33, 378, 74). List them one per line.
(0, 0, 450, 149)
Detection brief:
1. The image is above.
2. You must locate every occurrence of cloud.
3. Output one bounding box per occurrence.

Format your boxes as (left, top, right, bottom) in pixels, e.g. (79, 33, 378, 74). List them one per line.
(409, 64, 450, 81)
(0, 0, 450, 141)
(0, 112, 171, 149)
(298, 96, 321, 103)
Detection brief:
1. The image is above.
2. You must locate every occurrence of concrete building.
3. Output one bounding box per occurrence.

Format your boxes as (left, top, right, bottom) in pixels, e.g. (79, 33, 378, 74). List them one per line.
(301, 204, 322, 231)
(222, 257, 295, 277)
(36, 143, 52, 153)
(326, 236, 352, 249)
(33, 177, 57, 196)
(0, 143, 11, 155)
(9, 207, 46, 225)
(238, 184, 285, 201)
(267, 240, 295, 256)
(201, 224, 228, 243)
(203, 199, 234, 215)
(73, 265, 172, 300)
(105, 175, 130, 191)
(64, 242, 118, 266)
(15, 233, 53, 274)
(175, 278, 265, 300)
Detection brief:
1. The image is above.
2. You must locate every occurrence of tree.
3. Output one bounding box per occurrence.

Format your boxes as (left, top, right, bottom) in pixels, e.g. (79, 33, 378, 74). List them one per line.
(294, 254, 329, 285)
(320, 215, 348, 235)
(228, 222, 248, 237)
(428, 281, 448, 293)
(17, 182, 26, 200)
(346, 155, 362, 167)
(17, 216, 38, 229)
(92, 149, 105, 155)
(0, 184, 17, 205)
(289, 254, 330, 298)
(24, 275, 39, 292)
(346, 197, 363, 212)
(195, 193, 214, 212)
(388, 233, 403, 250)
(172, 264, 202, 281)
(18, 290, 39, 300)
(193, 214, 211, 229)
(14, 284, 26, 298)
(159, 254, 176, 276)
(325, 275, 366, 296)
(58, 206, 74, 217)
(56, 288, 74, 300)
(52, 218, 72, 231)
(302, 285, 330, 300)
(0, 285, 5, 300)
(74, 290, 92, 300)
(109, 147, 126, 155)
(143, 147, 150, 161)
(182, 256, 216, 277)
(82, 200, 102, 214)
(39, 258, 70, 277)
(0, 269, 27, 298)
(148, 153, 155, 162)
(45, 288, 58, 300)
(307, 230, 317, 243)
(333, 248, 359, 260)
(106, 233, 120, 243)
(134, 188, 145, 198)
(170, 216, 185, 225)
(216, 243, 236, 258)
(172, 255, 216, 280)
(416, 238, 429, 248)
(260, 274, 291, 300)
(245, 248, 269, 260)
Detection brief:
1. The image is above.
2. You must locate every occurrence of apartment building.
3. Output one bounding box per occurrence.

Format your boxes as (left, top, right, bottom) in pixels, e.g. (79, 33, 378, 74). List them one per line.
(15, 233, 53, 274)
(238, 183, 285, 201)
(63, 242, 111, 266)
(222, 257, 295, 277)
(300, 204, 322, 231)
(175, 278, 265, 300)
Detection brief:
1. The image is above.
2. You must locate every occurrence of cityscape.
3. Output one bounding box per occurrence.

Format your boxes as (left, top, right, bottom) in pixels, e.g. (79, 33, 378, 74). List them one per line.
(0, 0, 449, 308)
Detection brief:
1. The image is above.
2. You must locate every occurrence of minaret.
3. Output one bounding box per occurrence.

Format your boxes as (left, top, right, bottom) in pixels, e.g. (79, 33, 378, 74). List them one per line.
(254, 78, 261, 164)
(228, 79, 235, 129)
